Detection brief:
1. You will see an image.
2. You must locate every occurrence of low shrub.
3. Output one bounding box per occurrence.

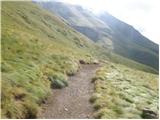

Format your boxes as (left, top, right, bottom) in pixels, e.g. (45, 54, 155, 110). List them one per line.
(1, 61, 13, 73)
(23, 99, 39, 118)
(91, 63, 158, 119)
(50, 79, 67, 89)
(112, 106, 123, 114)
(48, 72, 68, 89)
(89, 93, 101, 103)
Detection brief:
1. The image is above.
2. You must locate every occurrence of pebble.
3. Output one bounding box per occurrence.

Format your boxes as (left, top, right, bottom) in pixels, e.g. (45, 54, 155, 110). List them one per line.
(64, 107, 68, 111)
(86, 115, 90, 118)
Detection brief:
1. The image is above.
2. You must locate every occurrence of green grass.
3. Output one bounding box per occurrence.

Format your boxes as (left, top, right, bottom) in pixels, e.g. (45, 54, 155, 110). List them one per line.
(108, 52, 158, 74)
(39, 1, 159, 71)
(1, 1, 158, 119)
(1, 1, 100, 118)
(91, 61, 159, 119)
(48, 72, 68, 89)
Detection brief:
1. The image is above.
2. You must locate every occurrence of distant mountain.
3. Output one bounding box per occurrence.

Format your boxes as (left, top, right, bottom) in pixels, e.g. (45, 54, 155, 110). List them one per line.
(98, 12, 159, 70)
(37, 1, 159, 70)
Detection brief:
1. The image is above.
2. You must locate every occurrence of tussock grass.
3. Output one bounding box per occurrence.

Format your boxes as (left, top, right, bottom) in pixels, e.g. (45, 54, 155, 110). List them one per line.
(1, 1, 99, 118)
(1, 1, 158, 119)
(91, 61, 159, 119)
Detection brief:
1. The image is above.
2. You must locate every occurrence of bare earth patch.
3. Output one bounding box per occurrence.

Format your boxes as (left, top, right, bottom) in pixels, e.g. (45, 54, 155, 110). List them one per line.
(38, 64, 99, 119)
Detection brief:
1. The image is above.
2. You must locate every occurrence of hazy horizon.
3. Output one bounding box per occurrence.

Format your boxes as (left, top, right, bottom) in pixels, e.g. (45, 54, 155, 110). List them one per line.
(50, 0, 160, 44)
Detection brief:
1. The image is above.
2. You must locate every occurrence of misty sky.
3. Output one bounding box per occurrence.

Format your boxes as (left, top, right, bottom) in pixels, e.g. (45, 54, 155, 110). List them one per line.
(56, 0, 160, 44)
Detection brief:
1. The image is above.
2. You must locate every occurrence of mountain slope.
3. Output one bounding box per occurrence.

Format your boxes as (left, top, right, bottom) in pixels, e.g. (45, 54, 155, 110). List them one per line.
(1, 1, 159, 119)
(99, 12, 159, 70)
(91, 61, 158, 119)
(38, 1, 159, 71)
(1, 1, 102, 118)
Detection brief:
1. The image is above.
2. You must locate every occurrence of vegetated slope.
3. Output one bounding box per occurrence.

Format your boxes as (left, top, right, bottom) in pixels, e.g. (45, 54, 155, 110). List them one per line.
(38, 1, 159, 71)
(91, 61, 159, 119)
(98, 12, 159, 70)
(1, 1, 102, 118)
(1, 1, 158, 119)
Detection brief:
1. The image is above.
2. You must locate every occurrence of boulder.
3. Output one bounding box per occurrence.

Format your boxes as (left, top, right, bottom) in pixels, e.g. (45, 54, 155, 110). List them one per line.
(79, 60, 85, 64)
(141, 108, 158, 119)
(93, 59, 99, 64)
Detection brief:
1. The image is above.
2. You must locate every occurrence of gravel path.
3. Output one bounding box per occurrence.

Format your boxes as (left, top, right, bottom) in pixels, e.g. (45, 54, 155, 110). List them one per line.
(38, 64, 99, 119)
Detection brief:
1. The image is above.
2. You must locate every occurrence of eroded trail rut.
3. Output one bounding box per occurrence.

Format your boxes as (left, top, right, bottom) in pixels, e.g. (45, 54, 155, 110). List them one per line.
(38, 64, 99, 119)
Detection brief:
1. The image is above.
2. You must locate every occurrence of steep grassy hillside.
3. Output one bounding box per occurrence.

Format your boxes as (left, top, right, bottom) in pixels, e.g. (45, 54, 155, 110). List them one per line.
(38, 1, 159, 71)
(1, 1, 101, 118)
(99, 12, 159, 70)
(37, 1, 110, 42)
(1, 1, 158, 119)
(91, 61, 159, 119)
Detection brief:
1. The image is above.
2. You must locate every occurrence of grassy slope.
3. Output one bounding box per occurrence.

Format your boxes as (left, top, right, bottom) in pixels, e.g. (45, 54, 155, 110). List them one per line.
(99, 13, 159, 70)
(1, 1, 101, 118)
(39, 1, 159, 71)
(1, 1, 158, 119)
(37, 1, 158, 74)
(91, 61, 159, 118)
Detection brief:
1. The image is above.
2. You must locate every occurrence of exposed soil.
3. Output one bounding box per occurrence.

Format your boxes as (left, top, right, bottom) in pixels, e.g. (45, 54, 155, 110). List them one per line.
(38, 64, 99, 119)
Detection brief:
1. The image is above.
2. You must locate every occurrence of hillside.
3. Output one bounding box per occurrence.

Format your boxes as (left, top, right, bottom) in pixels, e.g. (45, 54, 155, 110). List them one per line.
(1, 1, 159, 119)
(1, 1, 102, 118)
(38, 1, 159, 71)
(91, 61, 158, 118)
(99, 12, 159, 70)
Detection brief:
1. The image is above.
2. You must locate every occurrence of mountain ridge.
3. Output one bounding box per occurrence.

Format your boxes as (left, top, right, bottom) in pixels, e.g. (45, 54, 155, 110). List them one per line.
(37, 1, 159, 70)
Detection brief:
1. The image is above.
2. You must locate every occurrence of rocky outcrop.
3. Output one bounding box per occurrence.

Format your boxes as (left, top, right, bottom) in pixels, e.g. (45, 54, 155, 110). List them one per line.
(141, 108, 158, 119)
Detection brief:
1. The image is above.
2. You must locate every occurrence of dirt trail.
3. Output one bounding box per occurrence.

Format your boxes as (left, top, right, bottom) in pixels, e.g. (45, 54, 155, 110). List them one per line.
(38, 64, 99, 119)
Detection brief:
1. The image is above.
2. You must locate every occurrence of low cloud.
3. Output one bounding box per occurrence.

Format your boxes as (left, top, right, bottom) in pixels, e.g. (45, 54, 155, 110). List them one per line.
(51, 0, 159, 44)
